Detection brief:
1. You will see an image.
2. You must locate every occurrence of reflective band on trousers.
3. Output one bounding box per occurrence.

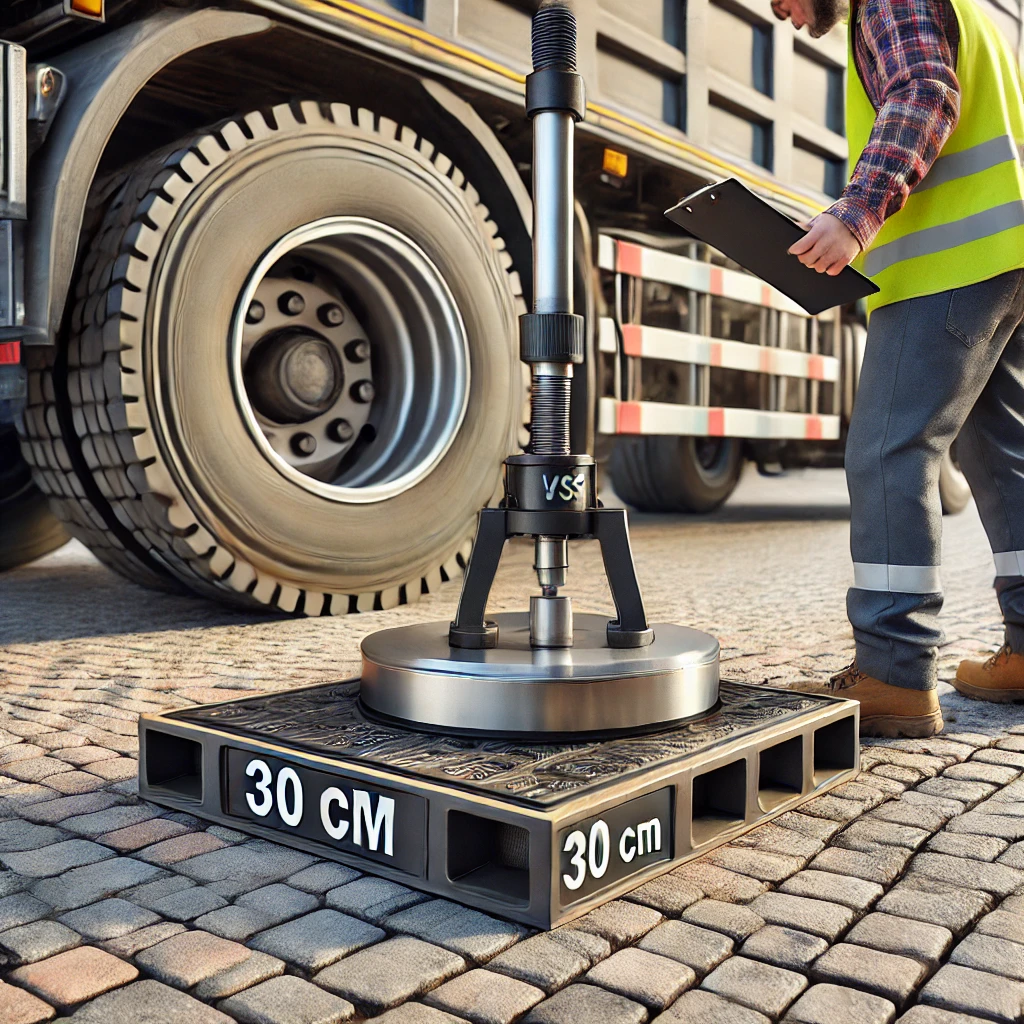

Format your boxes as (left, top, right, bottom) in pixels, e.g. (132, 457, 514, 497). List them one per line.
(994, 550, 1024, 576)
(913, 135, 1023, 194)
(864, 200, 1024, 277)
(853, 562, 942, 593)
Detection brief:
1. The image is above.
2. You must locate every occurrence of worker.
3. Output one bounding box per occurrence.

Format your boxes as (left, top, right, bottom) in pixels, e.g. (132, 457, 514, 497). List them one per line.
(770, 0, 1024, 736)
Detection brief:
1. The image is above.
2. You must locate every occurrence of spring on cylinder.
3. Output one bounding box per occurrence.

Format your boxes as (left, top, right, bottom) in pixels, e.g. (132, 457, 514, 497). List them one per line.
(529, 374, 571, 455)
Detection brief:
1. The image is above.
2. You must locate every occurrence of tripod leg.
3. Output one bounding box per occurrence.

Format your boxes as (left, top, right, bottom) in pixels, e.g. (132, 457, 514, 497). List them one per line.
(594, 508, 654, 648)
(448, 509, 507, 649)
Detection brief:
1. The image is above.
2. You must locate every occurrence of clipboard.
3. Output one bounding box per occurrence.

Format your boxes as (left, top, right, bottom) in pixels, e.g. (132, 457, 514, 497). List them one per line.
(664, 179, 879, 316)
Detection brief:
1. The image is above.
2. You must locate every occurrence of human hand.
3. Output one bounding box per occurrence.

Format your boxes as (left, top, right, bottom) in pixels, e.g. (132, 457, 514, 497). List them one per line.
(788, 213, 861, 276)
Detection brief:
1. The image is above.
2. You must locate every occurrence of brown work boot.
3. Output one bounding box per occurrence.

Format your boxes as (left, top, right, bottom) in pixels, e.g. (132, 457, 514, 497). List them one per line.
(795, 662, 943, 738)
(954, 645, 1024, 702)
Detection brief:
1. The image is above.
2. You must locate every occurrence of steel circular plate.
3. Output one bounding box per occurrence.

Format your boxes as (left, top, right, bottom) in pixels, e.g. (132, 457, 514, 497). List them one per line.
(360, 612, 720, 734)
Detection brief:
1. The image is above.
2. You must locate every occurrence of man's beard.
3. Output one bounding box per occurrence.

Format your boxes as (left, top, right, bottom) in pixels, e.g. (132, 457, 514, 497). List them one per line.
(809, 0, 849, 37)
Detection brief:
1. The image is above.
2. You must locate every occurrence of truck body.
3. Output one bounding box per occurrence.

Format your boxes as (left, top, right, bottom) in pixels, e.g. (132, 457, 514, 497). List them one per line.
(0, 0, 1018, 608)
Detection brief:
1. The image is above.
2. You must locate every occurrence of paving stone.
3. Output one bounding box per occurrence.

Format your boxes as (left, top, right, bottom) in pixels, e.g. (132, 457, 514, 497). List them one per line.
(58, 804, 158, 836)
(0, 979, 55, 1024)
(0, 893, 51, 931)
(774, 811, 846, 844)
(29, 856, 162, 912)
(97, 921, 187, 957)
(3, 756, 73, 782)
(136, 928, 252, 987)
(871, 765, 926, 787)
(832, 820, 930, 853)
(810, 943, 926, 1008)
(0, 785, 55, 817)
(85, 757, 138, 782)
(586, 947, 695, 1010)
(96, 818, 189, 853)
(623, 874, 703, 916)
(860, 750, 947, 777)
(0, 870, 26, 897)
(325, 877, 422, 923)
(682, 899, 764, 942)
(119, 873, 195, 910)
(238, 882, 319, 921)
(948, 932, 1024, 982)
(196, 903, 276, 941)
(521, 982, 647, 1024)
(779, 870, 883, 910)
(901, 791, 966, 817)
(136, 832, 227, 865)
(1001, 892, 1024, 913)
(703, 847, 805, 884)
(876, 878, 993, 936)
(972, 749, 1024, 770)
(920, 963, 1024, 1022)
(174, 840, 318, 898)
(148, 883, 229, 921)
(670, 861, 768, 902)
(897, 1008, 997, 1023)
(250, 908, 384, 972)
(0, 920, 80, 965)
(219, 975, 355, 1024)
(748, 892, 854, 942)
(58, 897, 158, 939)
(783, 983, 896, 1024)
(638, 919, 734, 977)
(44, 771, 110, 795)
(287, 863, 361, 894)
(811, 845, 913, 885)
(205, 825, 250, 843)
(376, 900, 525, 963)
(20, 793, 118, 825)
(8, 945, 138, 1010)
(831, 780, 889, 808)
(943, 762, 1019, 786)
(487, 933, 589, 993)
(946, 812, 1024, 841)
(740, 925, 828, 972)
(1, 839, 113, 878)
(194, 950, 286, 1001)
(315, 935, 464, 1010)
(976, 908, 1024, 944)
(54, 978, 230, 1022)
(701, 955, 807, 1018)
(373, 1007, 470, 1024)
(907, 852, 1024, 897)
(868, 801, 952, 833)
(423, 968, 544, 1024)
(925, 832, 1008, 861)
(51, 746, 119, 767)
(0, 821, 67, 854)
(655, 988, 771, 1022)
(997, 842, 1024, 868)
(861, 774, 910, 798)
(799, 795, 867, 822)
(547, 926, 610, 965)
(917, 778, 996, 808)
(846, 912, 952, 968)
(562, 899, 663, 949)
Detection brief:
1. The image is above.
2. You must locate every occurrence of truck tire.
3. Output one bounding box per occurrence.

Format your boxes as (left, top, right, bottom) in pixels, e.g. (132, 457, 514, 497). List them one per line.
(20, 102, 522, 613)
(0, 426, 68, 571)
(609, 435, 743, 514)
(939, 444, 971, 516)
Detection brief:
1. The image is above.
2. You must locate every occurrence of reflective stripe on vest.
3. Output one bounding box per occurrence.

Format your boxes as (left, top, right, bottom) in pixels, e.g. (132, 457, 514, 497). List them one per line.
(994, 550, 1024, 576)
(853, 562, 943, 594)
(913, 135, 1023, 194)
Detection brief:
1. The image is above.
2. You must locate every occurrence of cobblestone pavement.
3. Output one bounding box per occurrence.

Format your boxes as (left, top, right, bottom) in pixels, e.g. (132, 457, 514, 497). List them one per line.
(2, 468, 1023, 1024)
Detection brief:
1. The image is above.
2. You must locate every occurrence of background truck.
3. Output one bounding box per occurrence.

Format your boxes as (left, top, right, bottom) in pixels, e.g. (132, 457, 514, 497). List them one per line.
(1, 0, 1019, 612)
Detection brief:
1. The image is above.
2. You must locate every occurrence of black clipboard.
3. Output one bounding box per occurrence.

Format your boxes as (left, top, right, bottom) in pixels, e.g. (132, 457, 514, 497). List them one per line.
(664, 179, 879, 316)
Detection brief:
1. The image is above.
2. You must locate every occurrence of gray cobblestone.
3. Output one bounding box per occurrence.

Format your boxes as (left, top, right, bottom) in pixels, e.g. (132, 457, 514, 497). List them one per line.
(830, 781, 889, 808)
(0, 839, 112, 877)
(704, 847, 805, 884)
(876, 877, 993, 935)
(920, 963, 1024, 1022)
(96, 818, 189, 853)
(702, 955, 807, 1019)
(119, 873, 194, 910)
(973, 749, 1024, 769)
(30, 856, 162, 912)
(59, 804, 158, 836)
(779, 869, 883, 910)
(423, 968, 544, 1024)
(0, 870, 25, 897)
(740, 925, 828, 972)
(622, 875, 703, 916)
(860, 750, 947, 777)
(196, 904, 276, 941)
(487, 934, 589, 993)
(0, 919, 80, 964)
(943, 764, 1018, 786)
(810, 943, 926, 1008)
(586, 947, 694, 1010)
(547, 927, 610, 965)
(845, 912, 952, 968)
(638, 920, 733, 977)
(948, 932, 1024, 982)
(653, 991, 770, 1022)
(314, 936, 465, 1012)
(137, 928, 252, 988)
(670, 862, 768, 902)
(907, 852, 1024, 897)
(373, 1007, 470, 1024)
(976, 908, 1024, 944)
(867, 801, 952, 833)
(219, 975, 355, 1024)
(917, 778, 996, 807)
(250, 908, 384, 972)
(810, 845, 913, 885)
(797, 795, 866, 823)
(384, 901, 525, 962)
(748, 892, 854, 942)
(325, 877, 422, 923)
(833, 820, 930, 853)
(287, 863, 361, 895)
(773, 811, 845, 844)
(0, 821, 66, 853)
(43, 978, 233, 1023)
(3, 756, 73, 782)
(194, 951, 286, 1001)
(924, 832, 1008, 860)
(175, 841, 319, 898)
(997, 841, 1024, 868)
(136, 831, 228, 865)
(566, 899, 663, 950)
(58, 897, 158, 939)
(682, 899, 764, 942)
(20, 793, 118, 825)
(0, 892, 51, 931)
(522, 983, 647, 1024)
(728, 822, 825, 861)
(238, 883, 318, 922)
(147, 883, 228, 921)
(782, 984, 896, 1024)
(896, 1008, 997, 1023)
(946, 812, 1024, 841)
(97, 921, 186, 957)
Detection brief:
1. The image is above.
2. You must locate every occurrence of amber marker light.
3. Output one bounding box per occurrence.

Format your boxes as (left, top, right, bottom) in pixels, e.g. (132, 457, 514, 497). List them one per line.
(64, 0, 105, 21)
(602, 148, 629, 178)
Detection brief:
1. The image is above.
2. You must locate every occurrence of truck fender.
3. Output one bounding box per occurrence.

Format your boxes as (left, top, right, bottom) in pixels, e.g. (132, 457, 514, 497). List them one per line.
(25, 8, 272, 342)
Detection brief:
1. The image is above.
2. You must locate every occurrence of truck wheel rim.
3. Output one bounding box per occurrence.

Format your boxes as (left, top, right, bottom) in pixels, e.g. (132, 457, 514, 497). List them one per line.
(231, 216, 470, 505)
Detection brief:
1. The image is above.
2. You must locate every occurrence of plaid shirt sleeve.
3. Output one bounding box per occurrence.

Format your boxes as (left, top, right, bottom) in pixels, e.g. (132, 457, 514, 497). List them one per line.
(827, 0, 961, 252)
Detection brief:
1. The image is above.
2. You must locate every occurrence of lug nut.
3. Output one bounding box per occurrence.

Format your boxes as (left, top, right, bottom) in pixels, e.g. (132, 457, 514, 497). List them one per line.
(328, 418, 354, 443)
(345, 338, 371, 363)
(318, 303, 345, 327)
(246, 300, 265, 324)
(351, 380, 375, 403)
(279, 291, 305, 316)
(291, 432, 317, 456)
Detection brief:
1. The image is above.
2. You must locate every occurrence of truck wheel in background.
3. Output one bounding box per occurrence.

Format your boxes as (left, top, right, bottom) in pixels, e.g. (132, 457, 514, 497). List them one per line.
(609, 435, 743, 514)
(0, 426, 68, 571)
(939, 443, 971, 516)
(20, 102, 523, 613)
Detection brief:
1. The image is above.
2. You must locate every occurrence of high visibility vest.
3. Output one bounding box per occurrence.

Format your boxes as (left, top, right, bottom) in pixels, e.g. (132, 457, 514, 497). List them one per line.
(847, 0, 1024, 312)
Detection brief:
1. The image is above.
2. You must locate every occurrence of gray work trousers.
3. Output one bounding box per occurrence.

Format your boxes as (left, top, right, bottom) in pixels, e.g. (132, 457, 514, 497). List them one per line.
(846, 269, 1024, 690)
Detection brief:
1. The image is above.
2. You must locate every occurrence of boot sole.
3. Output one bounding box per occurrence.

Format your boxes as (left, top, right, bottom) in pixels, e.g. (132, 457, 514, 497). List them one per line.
(860, 709, 943, 739)
(952, 677, 1024, 703)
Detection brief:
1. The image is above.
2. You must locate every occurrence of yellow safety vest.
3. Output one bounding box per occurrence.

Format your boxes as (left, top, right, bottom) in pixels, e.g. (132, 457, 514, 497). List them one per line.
(847, 0, 1024, 312)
